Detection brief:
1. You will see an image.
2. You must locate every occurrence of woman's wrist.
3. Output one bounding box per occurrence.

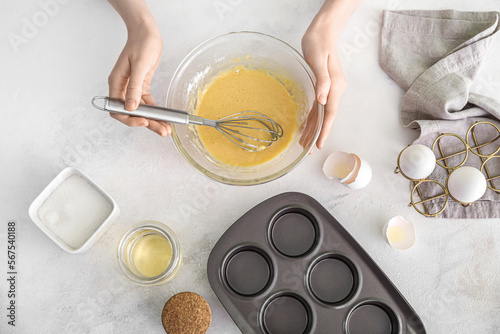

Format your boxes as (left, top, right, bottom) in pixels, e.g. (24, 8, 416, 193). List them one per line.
(125, 13, 159, 37)
(108, 0, 159, 36)
(127, 20, 161, 44)
(308, 0, 360, 42)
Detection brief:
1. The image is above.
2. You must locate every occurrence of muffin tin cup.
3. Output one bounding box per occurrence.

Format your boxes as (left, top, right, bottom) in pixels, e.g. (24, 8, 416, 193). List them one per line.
(269, 207, 319, 258)
(208, 192, 425, 333)
(346, 300, 401, 334)
(261, 292, 313, 334)
(307, 253, 360, 307)
(223, 246, 274, 297)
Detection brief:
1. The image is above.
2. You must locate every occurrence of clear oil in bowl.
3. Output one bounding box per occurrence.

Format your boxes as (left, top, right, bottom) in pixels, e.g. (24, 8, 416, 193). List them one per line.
(117, 221, 181, 285)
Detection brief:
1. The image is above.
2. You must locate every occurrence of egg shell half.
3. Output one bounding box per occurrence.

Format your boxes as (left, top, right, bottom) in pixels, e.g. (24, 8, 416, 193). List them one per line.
(383, 216, 416, 251)
(323, 151, 372, 190)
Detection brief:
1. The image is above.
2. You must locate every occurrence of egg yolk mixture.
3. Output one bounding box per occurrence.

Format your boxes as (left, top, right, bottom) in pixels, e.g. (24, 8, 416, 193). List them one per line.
(195, 67, 298, 167)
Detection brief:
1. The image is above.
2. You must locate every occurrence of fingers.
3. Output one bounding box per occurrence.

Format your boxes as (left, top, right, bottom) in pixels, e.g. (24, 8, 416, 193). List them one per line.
(108, 57, 168, 135)
(110, 112, 149, 127)
(145, 119, 171, 137)
(106, 31, 166, 137)
(302, 44, 344, 150)
(299, 102, 319, 149)
(108, 56, 128, 100)
(316, 73, 346, 149)
(302, 35, 331, 106)
(108, 74, 150, 127)
(108, 58, 150, 128)
(141, 93, 171, 136)
(315, 100, 338, 149)
(306, 55, 331, 106)
(316, 75, 331, 106)
(125, 63, 149, 111)
(304, 48, 347, 150)
(141, 92, 156, 105)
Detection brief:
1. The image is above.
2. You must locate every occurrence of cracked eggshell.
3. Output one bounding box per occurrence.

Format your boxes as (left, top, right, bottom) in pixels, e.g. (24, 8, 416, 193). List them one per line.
(383, 216, 415, 251)
(323, 151, 372, 190)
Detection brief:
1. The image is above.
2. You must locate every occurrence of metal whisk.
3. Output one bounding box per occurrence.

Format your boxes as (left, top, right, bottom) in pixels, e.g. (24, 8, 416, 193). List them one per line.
(92, 96, 283, 151)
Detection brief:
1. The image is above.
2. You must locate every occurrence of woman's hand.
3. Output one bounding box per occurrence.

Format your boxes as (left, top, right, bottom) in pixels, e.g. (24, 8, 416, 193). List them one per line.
(301, 0, 359, 149)
(302, 28, 346, 149)
(107, 0, 169, 136)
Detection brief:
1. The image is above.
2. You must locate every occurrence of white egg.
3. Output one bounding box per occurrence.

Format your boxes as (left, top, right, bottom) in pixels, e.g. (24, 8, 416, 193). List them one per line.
(398, 144, 436, 180)
(323, 151, 372, 190)
(383, 216, 416, 250)
(447, 166, 487, 203)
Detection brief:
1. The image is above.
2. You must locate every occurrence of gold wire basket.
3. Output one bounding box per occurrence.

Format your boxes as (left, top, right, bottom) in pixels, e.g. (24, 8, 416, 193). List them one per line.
(395, 121, 500, 217)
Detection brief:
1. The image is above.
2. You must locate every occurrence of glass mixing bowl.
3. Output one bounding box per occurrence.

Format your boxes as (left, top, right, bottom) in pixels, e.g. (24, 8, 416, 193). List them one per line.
(167, 31, 323, 185)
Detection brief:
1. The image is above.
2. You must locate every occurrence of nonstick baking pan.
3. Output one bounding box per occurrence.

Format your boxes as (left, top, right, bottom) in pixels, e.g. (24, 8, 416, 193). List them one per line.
(207, 192, 426, 334)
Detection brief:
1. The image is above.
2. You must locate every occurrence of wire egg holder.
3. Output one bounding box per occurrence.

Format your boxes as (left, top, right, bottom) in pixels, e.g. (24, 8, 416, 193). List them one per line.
(394, 121, 500, 217)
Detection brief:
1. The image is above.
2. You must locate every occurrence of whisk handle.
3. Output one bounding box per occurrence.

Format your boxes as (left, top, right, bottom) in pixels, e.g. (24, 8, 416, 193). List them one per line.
(92, 96, 189, 125)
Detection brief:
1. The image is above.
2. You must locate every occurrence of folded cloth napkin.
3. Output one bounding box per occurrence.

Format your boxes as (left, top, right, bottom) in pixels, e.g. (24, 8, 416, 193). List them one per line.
(380, 10, 500, 218)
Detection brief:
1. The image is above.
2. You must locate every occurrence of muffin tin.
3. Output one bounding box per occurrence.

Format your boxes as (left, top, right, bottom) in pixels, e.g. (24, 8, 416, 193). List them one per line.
(207, 192, 426, 334)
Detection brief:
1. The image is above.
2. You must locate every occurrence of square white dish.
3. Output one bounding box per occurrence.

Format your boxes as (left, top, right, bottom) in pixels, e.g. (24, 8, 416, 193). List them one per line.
(28, 167, 119, 254)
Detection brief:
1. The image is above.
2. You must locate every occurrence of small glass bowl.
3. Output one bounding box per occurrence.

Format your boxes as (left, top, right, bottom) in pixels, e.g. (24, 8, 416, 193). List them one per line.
(117, 221, 182, 285)
(167, 31, 323, 185)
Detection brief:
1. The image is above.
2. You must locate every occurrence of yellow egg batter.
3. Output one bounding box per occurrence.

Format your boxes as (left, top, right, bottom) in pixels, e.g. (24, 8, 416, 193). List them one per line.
(195, 67, 298, 167)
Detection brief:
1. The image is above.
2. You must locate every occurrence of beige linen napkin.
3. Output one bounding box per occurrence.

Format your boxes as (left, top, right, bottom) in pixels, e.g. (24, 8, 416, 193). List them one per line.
(380, 10, 500, 218)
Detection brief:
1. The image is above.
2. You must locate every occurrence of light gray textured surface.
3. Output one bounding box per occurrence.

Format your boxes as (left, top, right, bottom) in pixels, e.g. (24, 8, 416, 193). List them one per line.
(1, 0, 500, 333)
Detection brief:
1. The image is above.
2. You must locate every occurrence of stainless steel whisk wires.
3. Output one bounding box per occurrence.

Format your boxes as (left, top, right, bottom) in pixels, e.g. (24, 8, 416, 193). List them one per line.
(91, 96, 283, 152)
(215, 111, 283, 151)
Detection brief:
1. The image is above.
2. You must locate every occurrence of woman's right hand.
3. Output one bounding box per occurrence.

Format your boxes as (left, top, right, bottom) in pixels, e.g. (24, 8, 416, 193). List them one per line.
(107, 0, 169, 136)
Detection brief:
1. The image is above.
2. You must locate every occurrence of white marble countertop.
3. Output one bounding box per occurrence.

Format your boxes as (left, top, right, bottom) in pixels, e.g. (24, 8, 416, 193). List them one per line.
(2, 0, 500, 333)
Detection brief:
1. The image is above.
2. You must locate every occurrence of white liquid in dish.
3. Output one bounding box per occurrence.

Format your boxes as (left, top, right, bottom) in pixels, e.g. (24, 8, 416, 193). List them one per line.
(37, 174, 113, 249)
